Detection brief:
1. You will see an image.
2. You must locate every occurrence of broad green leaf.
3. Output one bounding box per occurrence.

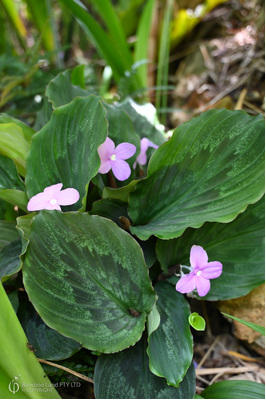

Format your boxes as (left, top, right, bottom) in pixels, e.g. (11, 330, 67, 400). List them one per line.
(222, 312, 265, 336)
(102, 180, 138, 202)
(90, 198, 128, 228)
(156, 198, 264, 300)
(0, 198, 18, 220)
(118, 99, 166, 145)
(189, 313, 206, 331)
(22, 211, 156, 353)
(0, 189, 28, 211)
(16, 213, 35, 255)
(0, 283, 60, 399)
(33, 97, 53, 131)
(128, 109, 264, 240)
(26, 95, 108, 211)
(0, 220, 22, 281)
(201, 380, 265, 399)
(0, 154, 27, 210)
(18, 300, 81, 361)
(46, 69, 93, 109)
(147, 281, 193, 387)
(94, 336, 196, 399)
(0, 123, 32, 176)
(0, 239, 21, 281)
(91, 197, 157, 267)
(0, 220, 19, 249)
(0, 114, 35, 142)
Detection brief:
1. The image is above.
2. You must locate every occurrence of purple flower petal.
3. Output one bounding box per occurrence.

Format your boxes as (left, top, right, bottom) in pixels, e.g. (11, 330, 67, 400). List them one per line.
(135, 138, 158, 166)
(201, 261, 223, 279)
(190, 245, 208, 268)
(45, 201, 62, 211)
(111, 159, 131, 181)
(43, 183, 63, 196)
(196, 276, 210, 297)
(98, 160, 112, 174)
(56, 188, 80, 206)
(140, 138, 151, 153)
(114, 143, 136, 160)
(98, 137, 115, 161)
(175, 272, 196, 294)
(27, 192, 51, 211)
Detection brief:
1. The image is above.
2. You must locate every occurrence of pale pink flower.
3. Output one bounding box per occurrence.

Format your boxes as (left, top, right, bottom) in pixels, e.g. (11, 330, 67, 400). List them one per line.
(98, 137, 136, 181)
(133, 137, 158, 168)
(175, 245, 223, 297)
(27, 183, 79, 211)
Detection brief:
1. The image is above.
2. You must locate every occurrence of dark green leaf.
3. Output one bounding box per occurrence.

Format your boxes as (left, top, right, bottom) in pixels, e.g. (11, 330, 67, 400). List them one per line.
(94, 336, 196, 399)
(46, 69, 93, 109)
(201, 380, 265, 399)
(0, 123, 32, 176)
(26, 95, 108, 211)
(118, 99, 166, 145)
(156, 198, 264, 300)
(90, 198, 128, 227)
(147, 281, 193, 387)
(0, 220, 19, 249)
(22, 211, 156, 353)
(18, 300, 81, 361)
(0, 239, 21, 281)
(0, 154, 24, 191)
(128, 109, 264, 239)
(0, 218, 22, 281)
(33, 97, 53, 131)
(16, 213, 35, 255)
(8, 290, 19, 313)
(102, 180, 138, 203)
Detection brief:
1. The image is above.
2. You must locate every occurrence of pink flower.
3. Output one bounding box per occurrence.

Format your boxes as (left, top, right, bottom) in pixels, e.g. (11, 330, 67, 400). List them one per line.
(98, 137, 136, 181)
(175, 245, 223, 297)
(27, 183, 80, 211)
(133, 137, 158, 168)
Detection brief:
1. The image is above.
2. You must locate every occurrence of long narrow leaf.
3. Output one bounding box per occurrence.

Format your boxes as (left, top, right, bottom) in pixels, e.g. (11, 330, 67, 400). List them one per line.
(0, 283, 60, 398)
(222, 312, 265, 336)
(60, 0, 135, 85)
(134, 0, 157, 88)
(25, 0, 56, 52)
(91, 0, 133, 66)
(155, 0, 174, 123)
(0, 0, 27, 50)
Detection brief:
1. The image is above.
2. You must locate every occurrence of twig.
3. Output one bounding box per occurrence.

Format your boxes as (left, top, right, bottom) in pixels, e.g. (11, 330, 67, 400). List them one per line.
(196, 375, 210, 385)
(196, 366, 260, 376)
(37, 358, 94, 384)
(196, 336, 220, 369)
(235, 88, 247, 110)
(243, 100, 264, 115)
